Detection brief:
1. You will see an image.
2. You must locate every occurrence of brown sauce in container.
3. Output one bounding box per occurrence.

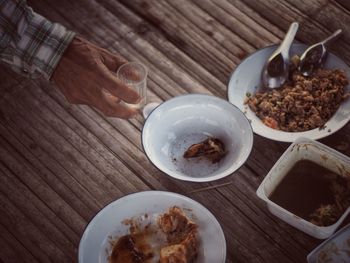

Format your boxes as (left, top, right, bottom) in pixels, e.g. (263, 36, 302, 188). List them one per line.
(269, 160, 338, 223)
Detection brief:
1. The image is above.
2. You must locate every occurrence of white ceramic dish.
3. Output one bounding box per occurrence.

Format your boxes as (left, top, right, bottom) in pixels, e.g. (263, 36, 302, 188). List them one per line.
(142, 94, 253, 182)
(78, 191, 226, 263)
(228, 43, 350, 142)
(257, 137, 350, 239)
(307, 223, 350, 263)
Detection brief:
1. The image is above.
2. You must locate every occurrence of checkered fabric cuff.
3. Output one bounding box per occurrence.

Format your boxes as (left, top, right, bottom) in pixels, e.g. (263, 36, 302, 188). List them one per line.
(0, 0, 75, 79)
(19, 12, 76, 79)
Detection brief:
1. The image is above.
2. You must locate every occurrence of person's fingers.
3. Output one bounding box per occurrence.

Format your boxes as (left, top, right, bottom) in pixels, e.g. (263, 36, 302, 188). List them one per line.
(97, 63, 140, 104)
(93, 91, 139, 119)
(100, 49, 127, 71)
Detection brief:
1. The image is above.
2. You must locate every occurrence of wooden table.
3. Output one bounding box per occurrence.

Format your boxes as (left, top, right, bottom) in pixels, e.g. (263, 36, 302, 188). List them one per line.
(1, 0, 350, 262)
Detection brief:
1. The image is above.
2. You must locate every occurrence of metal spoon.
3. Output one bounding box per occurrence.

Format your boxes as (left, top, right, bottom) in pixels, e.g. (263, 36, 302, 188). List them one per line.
(261, 22, 299, 90)
(298, 29, 342, 76)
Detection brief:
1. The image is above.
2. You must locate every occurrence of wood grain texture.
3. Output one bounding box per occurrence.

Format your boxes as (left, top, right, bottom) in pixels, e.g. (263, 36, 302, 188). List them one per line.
(1, 0, 350, 262)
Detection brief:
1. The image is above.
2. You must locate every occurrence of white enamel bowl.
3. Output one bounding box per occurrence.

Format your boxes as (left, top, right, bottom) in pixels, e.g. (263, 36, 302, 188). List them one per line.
(228, 43, 350, 142)
(142, 94, 253, 182)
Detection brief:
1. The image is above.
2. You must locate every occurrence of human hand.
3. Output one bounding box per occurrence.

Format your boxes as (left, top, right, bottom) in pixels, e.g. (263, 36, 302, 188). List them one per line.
(52, 36, 140, 118)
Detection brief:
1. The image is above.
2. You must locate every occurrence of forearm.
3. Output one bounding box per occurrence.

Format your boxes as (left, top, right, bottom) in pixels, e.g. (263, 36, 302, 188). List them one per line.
(0, 0, 75, 79)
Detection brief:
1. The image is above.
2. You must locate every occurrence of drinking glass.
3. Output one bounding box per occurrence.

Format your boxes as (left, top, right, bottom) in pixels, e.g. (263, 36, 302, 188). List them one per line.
(117, 61, 148, 110)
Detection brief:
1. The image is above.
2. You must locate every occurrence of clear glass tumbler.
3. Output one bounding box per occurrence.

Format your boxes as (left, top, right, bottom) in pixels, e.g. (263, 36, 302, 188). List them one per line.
(117, 62, 148, 110)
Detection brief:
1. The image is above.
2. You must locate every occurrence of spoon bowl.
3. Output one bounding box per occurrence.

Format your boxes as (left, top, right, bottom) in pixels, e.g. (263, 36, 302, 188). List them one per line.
(299, 29, 342, 76)
(261, 22, 299, 91)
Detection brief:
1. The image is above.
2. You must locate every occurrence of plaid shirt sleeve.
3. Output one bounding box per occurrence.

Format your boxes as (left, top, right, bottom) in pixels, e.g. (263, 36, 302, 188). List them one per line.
(0, 0, 75, 79)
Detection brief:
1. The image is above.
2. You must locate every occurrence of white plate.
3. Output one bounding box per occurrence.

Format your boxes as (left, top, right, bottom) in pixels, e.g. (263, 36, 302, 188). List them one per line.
(78, 191, 226, 263)
(228, 43, 350, 142)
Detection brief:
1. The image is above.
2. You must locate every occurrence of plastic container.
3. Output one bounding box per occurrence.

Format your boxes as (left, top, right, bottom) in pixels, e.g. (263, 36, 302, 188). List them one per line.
(256, 137, 350, 239)
(307, 223, 350, 262)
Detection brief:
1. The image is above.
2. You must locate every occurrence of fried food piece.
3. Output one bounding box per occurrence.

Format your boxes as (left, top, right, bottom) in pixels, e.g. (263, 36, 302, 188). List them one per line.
(158, 207, 198, 263)
(158, 207, 197, 244)
(160, 233, 198, 263)
(183, 137, 226, 163)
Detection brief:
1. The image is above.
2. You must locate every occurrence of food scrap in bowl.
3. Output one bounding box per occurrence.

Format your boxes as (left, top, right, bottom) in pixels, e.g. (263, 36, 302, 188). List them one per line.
(109, 206, 199, 263)
(183, 137, 226, 163)
(245, 68, 350, 132)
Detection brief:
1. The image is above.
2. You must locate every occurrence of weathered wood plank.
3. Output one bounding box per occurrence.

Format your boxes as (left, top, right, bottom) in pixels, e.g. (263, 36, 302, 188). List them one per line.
(2, 63, 343, 262)
(41, 82, 167, 190)
(31, 90, 318, 262)
(236, 0, 307, 27)
(0, 87, 106, 216)
(2, 1, 350, 263)
(42, 0, 225, 94)
(171, 0, 278, 49)
(91, 7, 217, 97)
(0, 67, 28, 100)
(0, 223, 39, 263)
(0, 140, 85, 240)
(30, 0, 294, 182)
(41, 81, 320, 263)
(115, 0, 238, 80)
(156, 0, 256, 54)
(240, 0, 350, 64)
(336, 0, 350, 11)
(27, 0, 185, 104)
(20, 89, 143, 194)
(0, 164, 78, 260)
(1, 82, 313, 263)
(42, 0, 294, 182)
(0, 120, 99, 219)
(311, 1, 350, 48)
(0, 93, 117, 205)
(35, 0, 221, 97)
(0, 176, 72, 263)
(29, 81, 158, 191)
(224, 0, 285, 39)
(279, 0, 329, 16)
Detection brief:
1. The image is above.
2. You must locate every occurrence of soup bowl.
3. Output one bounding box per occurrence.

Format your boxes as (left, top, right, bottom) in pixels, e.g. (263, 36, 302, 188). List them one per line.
(142, 94, 253, 182)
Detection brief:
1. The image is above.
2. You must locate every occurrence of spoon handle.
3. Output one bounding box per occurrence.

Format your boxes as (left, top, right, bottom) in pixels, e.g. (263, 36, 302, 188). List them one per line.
(321, 29, 342, 46)
(279, 22, 299, 56)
